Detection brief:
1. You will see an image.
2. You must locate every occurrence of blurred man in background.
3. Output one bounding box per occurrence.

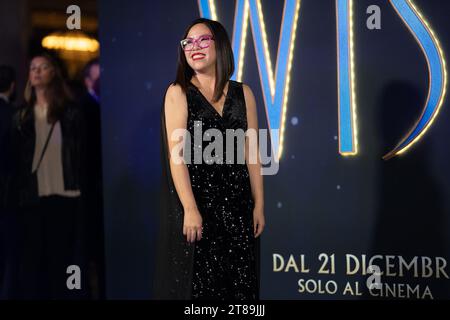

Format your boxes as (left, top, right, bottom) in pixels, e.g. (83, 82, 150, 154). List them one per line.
(0, 65, 16, 298)
(79, 58, 105, 299)
(0, 66, 15, 176)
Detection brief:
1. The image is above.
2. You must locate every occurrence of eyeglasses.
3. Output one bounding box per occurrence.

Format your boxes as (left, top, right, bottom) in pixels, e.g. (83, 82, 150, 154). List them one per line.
(180, 34, 214, 51)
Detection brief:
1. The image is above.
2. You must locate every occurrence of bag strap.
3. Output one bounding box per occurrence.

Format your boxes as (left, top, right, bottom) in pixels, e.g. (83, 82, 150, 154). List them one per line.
(33, 122, 56, 173)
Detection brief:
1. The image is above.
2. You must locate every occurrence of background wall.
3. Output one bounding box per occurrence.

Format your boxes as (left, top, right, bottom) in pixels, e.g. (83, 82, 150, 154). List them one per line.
(99, 0, 450, 299)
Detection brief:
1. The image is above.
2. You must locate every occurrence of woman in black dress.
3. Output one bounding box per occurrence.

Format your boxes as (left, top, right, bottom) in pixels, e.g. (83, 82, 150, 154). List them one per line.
(156, 18, 265, 300)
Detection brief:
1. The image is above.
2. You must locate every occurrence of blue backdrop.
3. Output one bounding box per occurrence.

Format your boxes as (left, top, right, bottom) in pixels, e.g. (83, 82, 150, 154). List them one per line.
(99, 0, 450, 299)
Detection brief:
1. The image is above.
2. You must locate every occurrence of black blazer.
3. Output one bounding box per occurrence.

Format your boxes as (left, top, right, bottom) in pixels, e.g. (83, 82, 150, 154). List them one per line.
(10, 102, 87, 207)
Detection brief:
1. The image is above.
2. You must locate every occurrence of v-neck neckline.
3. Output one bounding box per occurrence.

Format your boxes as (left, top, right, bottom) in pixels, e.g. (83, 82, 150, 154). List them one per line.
(190, 80, 232, 119)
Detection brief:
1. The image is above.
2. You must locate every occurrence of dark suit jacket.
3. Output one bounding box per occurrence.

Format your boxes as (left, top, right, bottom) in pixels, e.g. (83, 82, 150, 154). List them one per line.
(0, 98, 13, 209)
(10, 102, 87, 208)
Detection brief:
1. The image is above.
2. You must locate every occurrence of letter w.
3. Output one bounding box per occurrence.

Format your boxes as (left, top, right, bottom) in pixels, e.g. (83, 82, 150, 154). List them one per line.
(198, 0, 301, 160)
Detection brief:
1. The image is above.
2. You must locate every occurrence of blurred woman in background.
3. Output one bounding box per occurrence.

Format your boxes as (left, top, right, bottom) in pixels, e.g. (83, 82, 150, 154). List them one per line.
(10, 53, 88, 299)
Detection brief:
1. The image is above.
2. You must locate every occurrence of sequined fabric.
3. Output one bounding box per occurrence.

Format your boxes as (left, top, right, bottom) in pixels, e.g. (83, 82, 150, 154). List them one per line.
(186, 80, 258, 300)
(155, 80, 258, 300)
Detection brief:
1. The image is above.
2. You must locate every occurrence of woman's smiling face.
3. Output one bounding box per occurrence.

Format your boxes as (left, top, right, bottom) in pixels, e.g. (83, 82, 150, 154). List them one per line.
(184, 23, 216, 74)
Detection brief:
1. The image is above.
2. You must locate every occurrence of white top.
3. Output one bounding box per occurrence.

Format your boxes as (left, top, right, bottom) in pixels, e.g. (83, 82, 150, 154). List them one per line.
(32, 105, 81, 198)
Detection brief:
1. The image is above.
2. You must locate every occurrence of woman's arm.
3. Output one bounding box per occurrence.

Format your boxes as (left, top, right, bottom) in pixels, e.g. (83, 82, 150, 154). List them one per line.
(243, 84, 265, 238)
(164, 84, 202, 243)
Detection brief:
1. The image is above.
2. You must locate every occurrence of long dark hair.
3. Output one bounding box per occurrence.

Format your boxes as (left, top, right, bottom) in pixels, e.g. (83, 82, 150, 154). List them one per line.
(23, 52, 72, 124)
(174, 18, 234, 102)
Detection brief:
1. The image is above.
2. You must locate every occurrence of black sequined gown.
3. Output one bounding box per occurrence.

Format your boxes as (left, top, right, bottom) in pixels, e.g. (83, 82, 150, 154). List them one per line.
(155, 80, 259, 300)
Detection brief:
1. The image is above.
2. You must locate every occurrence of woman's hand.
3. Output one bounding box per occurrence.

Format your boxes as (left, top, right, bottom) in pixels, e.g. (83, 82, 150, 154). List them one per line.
(253, 203, 265, 238)
(183, 206, 203, 243)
